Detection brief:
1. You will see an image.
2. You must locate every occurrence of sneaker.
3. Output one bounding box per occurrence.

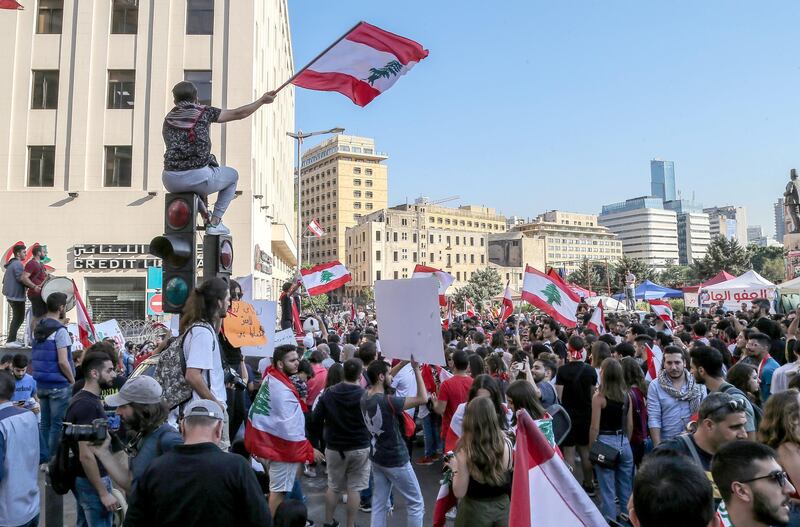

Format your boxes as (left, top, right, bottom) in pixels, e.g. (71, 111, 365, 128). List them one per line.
(582, 483, 596, 497)
(359, 502, 372, 513)
(4, 341, 23, 349)
(206, 221, 231, 235)
(415, 455, 438, 466)
(445, 506, 458, 520)
(323, 521, 339, 527)
(304, 465, 317, 478)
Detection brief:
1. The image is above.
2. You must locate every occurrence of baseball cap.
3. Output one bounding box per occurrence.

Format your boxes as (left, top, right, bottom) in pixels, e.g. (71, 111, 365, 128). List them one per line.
(105, 376, 163, 407)
(183, 399, 224, 420)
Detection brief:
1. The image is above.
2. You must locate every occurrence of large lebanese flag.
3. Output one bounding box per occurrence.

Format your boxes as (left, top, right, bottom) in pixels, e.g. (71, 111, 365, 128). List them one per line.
(522, 266, 580, 328)
(73, 282, 97, 349)
(587, 300, 606, 335)
(500, 281, 514, 322)
(292, 22, 429, 107)
(412, 264, 454, 306)
(300, 261, 351, 295)
(649, 299, 676, 329)
(509, 410, 607, 526)
(245, 366, 315, 463)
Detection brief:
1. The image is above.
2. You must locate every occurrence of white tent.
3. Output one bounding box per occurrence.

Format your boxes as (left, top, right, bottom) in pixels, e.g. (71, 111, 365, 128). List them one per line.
(701, 270, 776, 310)
(779, 275, 800, 295)
(585, 295, 627, 312)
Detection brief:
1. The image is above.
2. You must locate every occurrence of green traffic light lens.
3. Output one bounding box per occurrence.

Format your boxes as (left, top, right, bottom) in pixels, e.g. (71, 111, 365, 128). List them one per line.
(165, 277, 189, 307)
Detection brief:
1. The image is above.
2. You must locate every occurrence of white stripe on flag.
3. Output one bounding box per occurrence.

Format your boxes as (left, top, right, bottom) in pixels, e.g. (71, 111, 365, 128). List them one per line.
(249, 376, 307, 442)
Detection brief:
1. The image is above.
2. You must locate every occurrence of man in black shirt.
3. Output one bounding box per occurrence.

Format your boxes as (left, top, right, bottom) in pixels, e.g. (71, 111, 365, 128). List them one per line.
(542, 318, 568, 365)
(124, 399, 270, 527)
(64, 351, 119, 527)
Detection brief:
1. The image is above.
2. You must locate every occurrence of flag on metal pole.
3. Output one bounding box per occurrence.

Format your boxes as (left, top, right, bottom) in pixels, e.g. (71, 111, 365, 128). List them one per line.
(73, 281, 97, 349)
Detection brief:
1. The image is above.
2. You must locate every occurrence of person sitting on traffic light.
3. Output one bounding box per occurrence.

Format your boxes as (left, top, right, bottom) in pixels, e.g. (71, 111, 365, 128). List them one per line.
(161, 81, 276, 236)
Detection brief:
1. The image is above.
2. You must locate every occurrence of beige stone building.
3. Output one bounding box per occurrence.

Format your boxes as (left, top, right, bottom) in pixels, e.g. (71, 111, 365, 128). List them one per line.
(300, 135, 388, 267)
(513, 211, 622, 275)
(344, 200, 509, 298)
(0, 0, 295, 329)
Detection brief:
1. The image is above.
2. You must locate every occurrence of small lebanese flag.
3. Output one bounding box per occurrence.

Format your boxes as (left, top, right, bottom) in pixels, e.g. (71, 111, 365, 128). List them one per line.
(509, 410, 607, 527)
(412, 264, 454, 306)
(644, 343, 664, 382)
(350, 303, 356, 322)
(308, 219, 326, 238)
(73, 282, 97, 349)
(300, 261, 352, 296)
(245, 367, 315, 463)
(432, 478, 458, 527)
(292, 22, 429, 107)
(500, 281, 514, 322)
(649, 299, 676, 329)
(522, 265, 580, 328)
(587, 301, 606, 335)
(464, 297, 475, 318)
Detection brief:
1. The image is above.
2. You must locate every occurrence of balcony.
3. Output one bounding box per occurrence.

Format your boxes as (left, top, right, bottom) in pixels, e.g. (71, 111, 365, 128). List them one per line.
(271, 223, 297, 266)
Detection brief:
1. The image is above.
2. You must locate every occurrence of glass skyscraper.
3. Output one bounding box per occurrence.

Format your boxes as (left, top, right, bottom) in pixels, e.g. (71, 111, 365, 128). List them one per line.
(650, 160, 676, 202)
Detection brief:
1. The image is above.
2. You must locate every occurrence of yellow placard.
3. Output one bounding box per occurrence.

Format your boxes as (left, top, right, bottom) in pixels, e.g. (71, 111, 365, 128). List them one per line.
(223, 300, 267, 347)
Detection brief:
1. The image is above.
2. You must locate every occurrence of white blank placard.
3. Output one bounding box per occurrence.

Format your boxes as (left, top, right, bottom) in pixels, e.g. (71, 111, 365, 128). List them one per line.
(374, 277, 444, 366)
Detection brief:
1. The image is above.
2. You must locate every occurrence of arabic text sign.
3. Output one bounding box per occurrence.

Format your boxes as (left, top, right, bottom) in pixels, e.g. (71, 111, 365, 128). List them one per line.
(241, 300, 278, 358)
(223, 300, 267, 348)
(701, 287, 776, 312)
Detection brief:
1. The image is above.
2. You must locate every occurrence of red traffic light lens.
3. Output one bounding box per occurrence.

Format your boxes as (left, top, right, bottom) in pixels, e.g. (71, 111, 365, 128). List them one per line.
(167, 199, 191, 230)
(220, 240, 233, 269)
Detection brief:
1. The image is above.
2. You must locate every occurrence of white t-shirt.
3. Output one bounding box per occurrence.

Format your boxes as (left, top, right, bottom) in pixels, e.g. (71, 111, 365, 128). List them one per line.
(183, 324, 227, 409)
(391, 364, 427, 419)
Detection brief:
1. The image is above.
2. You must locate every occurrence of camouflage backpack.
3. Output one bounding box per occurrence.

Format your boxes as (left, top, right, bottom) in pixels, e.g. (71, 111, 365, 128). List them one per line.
(153, 323, 214, 409)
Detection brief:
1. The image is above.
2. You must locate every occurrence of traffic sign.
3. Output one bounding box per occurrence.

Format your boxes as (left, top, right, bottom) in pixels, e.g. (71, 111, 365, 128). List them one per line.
(147, 292, 163, 315)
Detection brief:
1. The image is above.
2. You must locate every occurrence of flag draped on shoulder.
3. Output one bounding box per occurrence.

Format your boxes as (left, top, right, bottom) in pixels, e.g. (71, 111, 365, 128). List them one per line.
(587, 300, 606, 335)
(73, 282, 97, 349)
(412, 264, 454, 306)
(292, 21, 429, 107)
(308, 219, 326, 238)
(522, 266, 580, 328)
(644, 343, 664, 382)
(649, 299, 676, 329)
(509, 410, 607, 526)
(500, 281, 514, 322)
(245, 366, 315, 463)
(300, 261, 351, 295)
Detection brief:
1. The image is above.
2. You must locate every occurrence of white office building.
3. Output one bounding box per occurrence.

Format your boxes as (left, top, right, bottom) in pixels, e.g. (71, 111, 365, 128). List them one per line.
(599, 197, 679, 269)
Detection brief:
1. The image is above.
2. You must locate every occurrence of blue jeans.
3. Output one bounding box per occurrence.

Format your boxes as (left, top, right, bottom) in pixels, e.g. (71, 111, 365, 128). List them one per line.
(422, 413, 443, 457)
(74, 476, 113, 527)
(162, 165, 239, 219)
(595, 434, 634, 521)
(38, 385, 72, 462)
(372, 462, 424, 527)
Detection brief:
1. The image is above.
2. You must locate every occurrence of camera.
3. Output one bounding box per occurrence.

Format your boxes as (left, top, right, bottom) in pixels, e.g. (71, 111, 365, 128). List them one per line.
(225, 367, 247, 391)
(62, 418, 108, 444)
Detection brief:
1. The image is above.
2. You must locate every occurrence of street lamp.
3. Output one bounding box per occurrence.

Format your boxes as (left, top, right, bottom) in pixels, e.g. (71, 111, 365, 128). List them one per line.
(287, 128, 345, 270)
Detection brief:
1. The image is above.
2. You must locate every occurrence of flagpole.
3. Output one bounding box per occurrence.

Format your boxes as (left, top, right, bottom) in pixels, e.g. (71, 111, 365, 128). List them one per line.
(273, 21, 365, 95)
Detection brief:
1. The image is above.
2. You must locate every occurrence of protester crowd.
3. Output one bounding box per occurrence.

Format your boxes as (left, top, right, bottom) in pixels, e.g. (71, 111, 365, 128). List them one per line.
(3, 275, 800, 527)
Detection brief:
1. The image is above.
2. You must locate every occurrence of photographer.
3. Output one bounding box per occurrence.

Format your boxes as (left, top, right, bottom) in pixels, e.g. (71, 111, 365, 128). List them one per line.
(63, 351, 120, 526)
(89, 376, 182, 493)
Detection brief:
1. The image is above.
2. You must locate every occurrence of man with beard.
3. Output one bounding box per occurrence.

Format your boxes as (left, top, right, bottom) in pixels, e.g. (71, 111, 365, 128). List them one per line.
(63, 352, 119, 526)
(532, 358, 558, 407)
(745, 332, 780, 404)
(89, 376, 182, 493)
(712, 441, 795, 527)
(178, 278, 231, 449)
(361, 358, 427, 527)
(245, 344, 324, 517)
(647, 346, 706, 446)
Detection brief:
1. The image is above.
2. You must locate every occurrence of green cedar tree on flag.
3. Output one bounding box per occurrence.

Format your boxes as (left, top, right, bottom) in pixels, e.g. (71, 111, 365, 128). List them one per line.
(521, 265, 580, 328)
(300, 260, 352, 296)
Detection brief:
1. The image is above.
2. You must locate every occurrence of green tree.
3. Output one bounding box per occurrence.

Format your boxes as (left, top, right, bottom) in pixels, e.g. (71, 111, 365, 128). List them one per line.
(760, 257, 786, 284)
(453, 267, 503, 312)
(691, 236, 750, 281)
(748, 244, 786, 283)
(658, 261, 695, 289)
(301, 292, 330, 312)
(610, 256, 657, 293)
(566, 258, 607, 293)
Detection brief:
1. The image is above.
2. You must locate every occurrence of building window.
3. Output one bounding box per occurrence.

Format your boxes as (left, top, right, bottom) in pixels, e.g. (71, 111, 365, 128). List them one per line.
(111, 0, 138, 34)
(107, 70, 135, 109)
(401, 232, 408, 241)
(376, 231, 381, 241)
(394, 271, 399, 279)
(354, 179, 361, 186)
(455, 237, 460, 246)
(376, 250, 381, 261)
(353, 190, 361, 198)
(31, 70, 59, 109)
(480, 238, 485, 247)
(365, 191, 373, 198)
(366, 180, 373, 187)
(354, 202, 361, 209)
(481, 255, 485, 264)
(393, 232, 398, 242)
(413, 252, 417, 261)
(457, 272, 461, 281)
(354, 167, 361, 174)
(365, 168, 373, 175)
(365, 203, 373, 210)
(376, 270, 381, 281)
(393, 251, 398, 262)
(105, 146, 132, 187)
(470, 254, 475, 264)
(185, 70, 212, 105)
(413, 233, 417, 243)
(28, 146, 55, 187)
(37, 0, 63, 34)
(456, 254, 461, 264)
(186, 0, 214, 35)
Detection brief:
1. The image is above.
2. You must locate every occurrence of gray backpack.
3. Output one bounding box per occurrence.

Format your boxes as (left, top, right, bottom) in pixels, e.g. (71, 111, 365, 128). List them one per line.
(153, 323, 214, 409)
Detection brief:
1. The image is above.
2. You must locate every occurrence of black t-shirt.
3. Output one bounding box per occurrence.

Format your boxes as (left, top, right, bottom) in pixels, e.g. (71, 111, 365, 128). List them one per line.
(556, 361, 597, 419)
(64, 390, 108, 478)
(162, 106, 222, 171)
(655, 434, 720, 503)
(546, 339, 568, 362)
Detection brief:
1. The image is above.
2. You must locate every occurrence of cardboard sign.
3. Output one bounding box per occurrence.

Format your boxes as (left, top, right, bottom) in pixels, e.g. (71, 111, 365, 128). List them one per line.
(273, 328, 297, 349)
(241, 300, 278, 358)
(374, 278, 444, 366)
(223, 300, 267, 348)
(94, 319, 125, 350)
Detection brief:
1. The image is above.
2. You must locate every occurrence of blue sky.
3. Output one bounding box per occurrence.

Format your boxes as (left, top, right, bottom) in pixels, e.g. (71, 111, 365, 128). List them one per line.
(290, 1, 800, 237)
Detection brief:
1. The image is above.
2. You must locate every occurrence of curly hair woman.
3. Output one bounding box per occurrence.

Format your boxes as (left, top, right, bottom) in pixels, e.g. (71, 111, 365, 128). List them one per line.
(759, 388, 800, 526)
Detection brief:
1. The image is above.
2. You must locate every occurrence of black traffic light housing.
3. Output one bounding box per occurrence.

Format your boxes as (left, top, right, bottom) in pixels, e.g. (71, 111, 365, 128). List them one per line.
(149, 193, 199, 313)
(203, 234, 234, 283)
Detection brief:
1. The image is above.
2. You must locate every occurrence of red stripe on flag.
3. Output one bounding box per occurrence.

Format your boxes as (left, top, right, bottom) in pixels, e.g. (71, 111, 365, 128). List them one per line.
(521, 290, 578, 328)
(292, 70, 381, 107)
(307, 274, 352, 296)
(346, 21, 429, 66)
